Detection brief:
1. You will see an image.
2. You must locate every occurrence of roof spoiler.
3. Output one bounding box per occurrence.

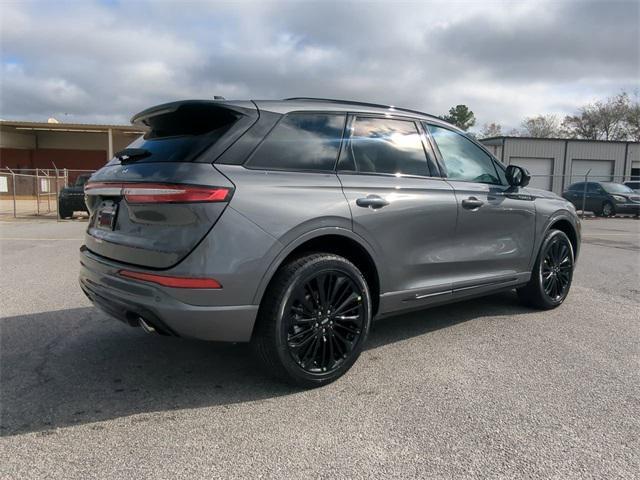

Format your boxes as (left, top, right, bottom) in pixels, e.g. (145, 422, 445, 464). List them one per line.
(130, 100, 255, 128)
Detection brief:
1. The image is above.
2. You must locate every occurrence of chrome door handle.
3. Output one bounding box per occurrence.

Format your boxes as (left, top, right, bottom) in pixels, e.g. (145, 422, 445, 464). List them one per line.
(356, 195, 389, 209)
(462, 197, 484, 210)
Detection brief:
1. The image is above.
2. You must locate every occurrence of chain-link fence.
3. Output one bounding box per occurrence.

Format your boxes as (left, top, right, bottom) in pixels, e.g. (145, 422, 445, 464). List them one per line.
(0, 168, 95, 219)
(520, 172, 640, 218)
(0, 168, 638, 220)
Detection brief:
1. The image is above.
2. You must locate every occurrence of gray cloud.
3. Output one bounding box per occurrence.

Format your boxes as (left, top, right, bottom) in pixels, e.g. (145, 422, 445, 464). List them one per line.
(1, 0, 638, 130)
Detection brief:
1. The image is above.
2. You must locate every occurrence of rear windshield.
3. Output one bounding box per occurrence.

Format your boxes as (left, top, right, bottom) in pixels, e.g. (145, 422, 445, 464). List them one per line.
(110, 104, 239, 164)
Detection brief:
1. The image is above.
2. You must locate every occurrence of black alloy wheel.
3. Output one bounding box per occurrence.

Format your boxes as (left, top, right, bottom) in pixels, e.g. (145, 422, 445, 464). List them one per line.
(540, 234, 573, 302)
(517, 229, 574, 310)
(285, 271, 364, 374)
(252, 253, 372, 387)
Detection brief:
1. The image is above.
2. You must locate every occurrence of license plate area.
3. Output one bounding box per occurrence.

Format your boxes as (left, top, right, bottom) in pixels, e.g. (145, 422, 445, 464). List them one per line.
(95, 200, 119, 231)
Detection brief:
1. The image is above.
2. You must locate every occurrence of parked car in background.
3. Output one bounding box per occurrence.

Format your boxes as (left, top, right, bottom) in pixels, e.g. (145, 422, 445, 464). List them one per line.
(80, 98, 581, 387)
(623, 180, 640, 193)
(562, 181, 640, 217)
(58, 174, 91, 219)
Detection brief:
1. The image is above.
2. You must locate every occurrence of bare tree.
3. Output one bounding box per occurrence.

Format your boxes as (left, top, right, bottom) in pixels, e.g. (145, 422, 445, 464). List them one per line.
(480, 122, 502, 138)
(563, 92, 631, 141)
(562, 107, 599, 140)
(625, 91, 640, 142)
(520, 115, 562, 138)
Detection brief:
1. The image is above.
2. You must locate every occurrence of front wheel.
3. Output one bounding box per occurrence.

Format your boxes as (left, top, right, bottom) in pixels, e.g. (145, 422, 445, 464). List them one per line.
(517, 229, 574, 310)
(601, 201, 615, 217)
(251, 253, 372, 388)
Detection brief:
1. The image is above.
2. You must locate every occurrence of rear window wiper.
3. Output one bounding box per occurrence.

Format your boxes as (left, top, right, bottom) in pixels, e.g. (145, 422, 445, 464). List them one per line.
(115, 148, 151, 163)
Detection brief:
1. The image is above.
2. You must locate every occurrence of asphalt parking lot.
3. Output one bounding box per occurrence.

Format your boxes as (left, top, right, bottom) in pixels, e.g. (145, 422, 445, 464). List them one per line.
(1, 218, 639, 479)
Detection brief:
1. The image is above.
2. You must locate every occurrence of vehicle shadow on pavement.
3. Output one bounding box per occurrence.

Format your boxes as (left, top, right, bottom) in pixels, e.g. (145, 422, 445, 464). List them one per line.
(1, 291, 526, 436)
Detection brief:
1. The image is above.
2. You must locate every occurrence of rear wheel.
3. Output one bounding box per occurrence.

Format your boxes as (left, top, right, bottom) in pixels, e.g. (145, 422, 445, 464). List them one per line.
(251, 253, 372, 388)
(58, 202, 73, 219)
(517, 229, 574, 310)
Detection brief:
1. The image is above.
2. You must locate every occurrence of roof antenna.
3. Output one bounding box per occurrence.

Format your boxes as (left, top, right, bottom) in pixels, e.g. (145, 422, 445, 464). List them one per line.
(213, 96, 226, 100)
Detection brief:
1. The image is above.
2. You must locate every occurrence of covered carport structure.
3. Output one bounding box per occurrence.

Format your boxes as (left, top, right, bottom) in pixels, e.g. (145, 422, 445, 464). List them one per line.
(0, 120, 145, 173)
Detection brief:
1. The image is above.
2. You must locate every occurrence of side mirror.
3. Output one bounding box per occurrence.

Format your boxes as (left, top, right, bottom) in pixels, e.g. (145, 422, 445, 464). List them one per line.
(506, 165, 531, 188)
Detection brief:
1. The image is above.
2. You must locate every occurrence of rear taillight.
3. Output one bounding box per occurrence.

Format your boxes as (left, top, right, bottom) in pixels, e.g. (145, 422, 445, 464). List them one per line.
(122, 184, 231, 204)
(118, 270, 222, 289)
(85, 182, 232, 204)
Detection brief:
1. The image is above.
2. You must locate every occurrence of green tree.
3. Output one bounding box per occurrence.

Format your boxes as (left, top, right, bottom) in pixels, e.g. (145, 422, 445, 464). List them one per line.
(441, 105, 476, 131)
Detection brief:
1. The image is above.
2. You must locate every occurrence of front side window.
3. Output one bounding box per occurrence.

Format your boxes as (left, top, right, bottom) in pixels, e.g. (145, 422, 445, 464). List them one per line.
(339, 117, 430, 176)
(427, 124, 501, 184)
(587, 183, 602, 193)
(247, 113, 346, 171)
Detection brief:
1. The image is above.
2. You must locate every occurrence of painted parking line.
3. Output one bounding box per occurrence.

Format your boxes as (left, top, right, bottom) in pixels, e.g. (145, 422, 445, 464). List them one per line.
(582, 233, 639, 236)
(0, 238, 83, 241)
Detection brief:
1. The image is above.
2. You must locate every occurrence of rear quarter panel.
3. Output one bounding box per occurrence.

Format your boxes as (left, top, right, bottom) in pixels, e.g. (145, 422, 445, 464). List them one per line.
(214, 164, 355, 304)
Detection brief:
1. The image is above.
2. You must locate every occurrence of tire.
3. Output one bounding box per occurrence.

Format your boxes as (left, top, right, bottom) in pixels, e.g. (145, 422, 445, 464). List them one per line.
(251, 253, 372, 388)
(517, 229, 574, 310)
(58, 203, 73, 219)
(601, 201, 614, 217)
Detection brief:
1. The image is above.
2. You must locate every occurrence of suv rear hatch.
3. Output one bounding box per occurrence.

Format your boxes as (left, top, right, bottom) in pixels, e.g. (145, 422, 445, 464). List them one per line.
(84, 100, 257, 269)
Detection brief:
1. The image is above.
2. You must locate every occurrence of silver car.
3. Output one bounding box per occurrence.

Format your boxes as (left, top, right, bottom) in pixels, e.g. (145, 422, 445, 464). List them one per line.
(80, 98, 581, 387)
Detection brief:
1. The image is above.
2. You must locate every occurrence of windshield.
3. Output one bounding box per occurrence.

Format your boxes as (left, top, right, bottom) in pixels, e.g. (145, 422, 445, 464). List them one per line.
(601, 182, 634, 194)
(75, 175, 90, 187)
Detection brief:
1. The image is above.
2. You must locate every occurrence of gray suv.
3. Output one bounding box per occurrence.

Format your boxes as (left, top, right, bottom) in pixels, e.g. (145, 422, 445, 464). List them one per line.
(80, 98, 581, 387)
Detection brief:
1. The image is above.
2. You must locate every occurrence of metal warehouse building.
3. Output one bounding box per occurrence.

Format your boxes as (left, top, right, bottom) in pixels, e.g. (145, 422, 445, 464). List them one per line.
(0, 120, 145, 172)
(481, 137, 640, 194)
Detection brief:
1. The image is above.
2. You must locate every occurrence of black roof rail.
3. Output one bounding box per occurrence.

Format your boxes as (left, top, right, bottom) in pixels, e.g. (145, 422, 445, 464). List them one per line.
(283, 97, 441, 121)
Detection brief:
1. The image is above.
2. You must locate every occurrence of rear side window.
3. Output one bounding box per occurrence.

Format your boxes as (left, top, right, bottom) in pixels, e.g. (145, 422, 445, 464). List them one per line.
(427, 124, 501, 184)
(247, 113, 346, 171)
(568, 183, 584, 191)
(338, 117, 430, 176)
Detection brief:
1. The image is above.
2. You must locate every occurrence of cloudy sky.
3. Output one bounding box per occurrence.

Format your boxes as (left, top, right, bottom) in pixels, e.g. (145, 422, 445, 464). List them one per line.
(1, 0, 638, 130)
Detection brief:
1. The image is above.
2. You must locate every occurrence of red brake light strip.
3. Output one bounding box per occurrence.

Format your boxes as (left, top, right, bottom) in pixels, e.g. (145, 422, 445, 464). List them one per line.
(119, 270, 222, 289)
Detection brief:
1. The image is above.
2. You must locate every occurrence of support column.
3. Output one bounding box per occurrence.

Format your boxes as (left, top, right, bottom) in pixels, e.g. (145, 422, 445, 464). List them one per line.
(107, 128, 114, 160)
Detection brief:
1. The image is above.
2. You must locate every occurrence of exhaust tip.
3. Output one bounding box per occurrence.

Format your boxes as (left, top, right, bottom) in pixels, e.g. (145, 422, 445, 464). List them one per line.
(138, 317, 156, 334)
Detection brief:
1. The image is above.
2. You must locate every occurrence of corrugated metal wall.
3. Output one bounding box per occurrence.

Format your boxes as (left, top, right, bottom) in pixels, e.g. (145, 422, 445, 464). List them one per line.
(502, 139, 565, 193)
(481, 138, 639, 193)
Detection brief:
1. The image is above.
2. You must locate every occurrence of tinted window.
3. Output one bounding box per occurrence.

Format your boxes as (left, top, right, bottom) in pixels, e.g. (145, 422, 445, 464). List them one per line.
(568, 182, 584, 191)
(339, 117, 429, 176)
(587, 183, 603, 193)
(427, 124, 501, 184)
(110, 105, 240, 165)
(248, 113, 346, 171)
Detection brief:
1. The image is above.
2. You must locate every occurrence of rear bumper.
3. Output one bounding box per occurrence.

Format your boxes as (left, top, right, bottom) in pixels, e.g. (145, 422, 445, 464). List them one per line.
(79, 249, 258, 342)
